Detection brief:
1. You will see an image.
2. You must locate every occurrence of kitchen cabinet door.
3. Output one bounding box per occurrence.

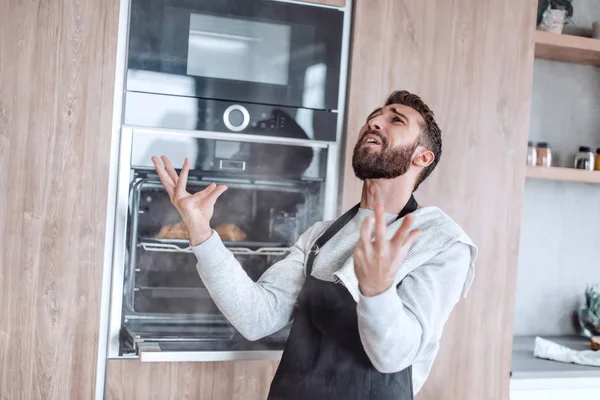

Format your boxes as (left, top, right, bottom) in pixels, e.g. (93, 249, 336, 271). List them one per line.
(0, 0, 119, 398)
(341, 0, 536, 399)
(105, 360, 279, 400)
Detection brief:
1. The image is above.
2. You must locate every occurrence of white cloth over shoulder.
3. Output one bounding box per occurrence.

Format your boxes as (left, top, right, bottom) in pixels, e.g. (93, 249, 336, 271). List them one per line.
(333, 207, 478, 303)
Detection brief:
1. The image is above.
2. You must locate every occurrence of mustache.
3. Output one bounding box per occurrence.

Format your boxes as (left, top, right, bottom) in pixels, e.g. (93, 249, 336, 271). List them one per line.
(360, 129, 388, 146)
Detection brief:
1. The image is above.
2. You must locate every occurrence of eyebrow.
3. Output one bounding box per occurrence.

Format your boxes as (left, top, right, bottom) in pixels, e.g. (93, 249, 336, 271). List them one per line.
(366, 107, 382, 122)
(391, 107, 409, 124)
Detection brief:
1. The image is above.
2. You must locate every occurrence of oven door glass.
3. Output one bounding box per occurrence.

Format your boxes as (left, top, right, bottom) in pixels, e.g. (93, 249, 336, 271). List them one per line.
(127, 0, 344, 110)
(121, 176, 323, 354)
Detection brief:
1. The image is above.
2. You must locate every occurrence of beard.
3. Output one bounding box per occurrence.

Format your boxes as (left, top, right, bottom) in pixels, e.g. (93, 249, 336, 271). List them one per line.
(352, 130, 419, 180)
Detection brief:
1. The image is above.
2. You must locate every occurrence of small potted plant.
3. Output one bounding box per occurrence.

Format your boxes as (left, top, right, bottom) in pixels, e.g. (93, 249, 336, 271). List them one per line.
(578, 285, 600, 338)
(537, 0, 574, 34)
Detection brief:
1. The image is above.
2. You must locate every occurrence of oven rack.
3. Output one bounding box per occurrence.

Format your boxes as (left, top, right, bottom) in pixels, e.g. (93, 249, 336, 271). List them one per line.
(138, 239, 291, 256)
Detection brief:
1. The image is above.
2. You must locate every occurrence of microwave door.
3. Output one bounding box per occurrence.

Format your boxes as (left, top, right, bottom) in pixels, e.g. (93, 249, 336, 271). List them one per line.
(127, 0, 344, 109)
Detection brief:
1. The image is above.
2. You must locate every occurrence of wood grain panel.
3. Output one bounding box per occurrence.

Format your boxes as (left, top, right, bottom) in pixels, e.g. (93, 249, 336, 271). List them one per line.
(0, 0, 119, 399)
(105, 360, 279, 400)
(342, 0, 537, 399)
(535, 31, 600, 66)
(526, 166, 600, 184)
(211, 361, 279, 400)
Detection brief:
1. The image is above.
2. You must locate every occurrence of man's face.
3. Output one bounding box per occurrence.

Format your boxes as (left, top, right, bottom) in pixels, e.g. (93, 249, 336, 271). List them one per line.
(352, 104, 426, 180)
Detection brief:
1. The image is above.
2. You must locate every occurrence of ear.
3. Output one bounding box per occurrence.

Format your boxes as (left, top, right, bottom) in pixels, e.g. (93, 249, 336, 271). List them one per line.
(412, 148, 435, 168)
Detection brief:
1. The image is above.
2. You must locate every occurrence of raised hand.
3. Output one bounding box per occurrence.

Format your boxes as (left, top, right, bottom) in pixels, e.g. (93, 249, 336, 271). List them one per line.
(151, 156, 228, 246)
(354, 204, 421, 297)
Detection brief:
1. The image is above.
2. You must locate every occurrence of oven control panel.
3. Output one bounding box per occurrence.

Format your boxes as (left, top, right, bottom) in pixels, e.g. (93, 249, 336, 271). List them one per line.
(124, 91, 337, 142)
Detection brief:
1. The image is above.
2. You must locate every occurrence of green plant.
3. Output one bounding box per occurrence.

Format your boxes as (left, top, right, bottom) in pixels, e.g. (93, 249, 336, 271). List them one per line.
(585, 284, 600, 320)
(537, 0, 574, 26)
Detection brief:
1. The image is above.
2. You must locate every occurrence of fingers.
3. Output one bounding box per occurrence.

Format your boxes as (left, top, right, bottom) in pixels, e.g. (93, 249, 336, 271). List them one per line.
(175, 158, 190, 198)
(391, 214, 422, 250)
(152, 156, 176, 198)
(359, 216, 374, 249)
(391, 214, 413, 247)
(193, 183, 228, 206)
(205, 184, 228, 204)
(404, 229, 421, 250)
(374, 204, 386, 248)
(194, 183, 217, 199)
(161, 156, 179, 184)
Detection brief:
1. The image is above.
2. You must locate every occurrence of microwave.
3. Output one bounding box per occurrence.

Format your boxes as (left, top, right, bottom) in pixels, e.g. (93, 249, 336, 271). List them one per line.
(127, 0, 344, 110)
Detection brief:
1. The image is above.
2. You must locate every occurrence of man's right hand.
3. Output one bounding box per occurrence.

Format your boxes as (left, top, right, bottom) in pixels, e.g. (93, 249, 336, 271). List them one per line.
(152, 155, 228, 246)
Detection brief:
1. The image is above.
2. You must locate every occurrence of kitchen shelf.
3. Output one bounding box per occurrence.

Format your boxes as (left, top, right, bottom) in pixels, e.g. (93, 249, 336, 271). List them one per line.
(535, 31, 600, 66)
(511, 335, 600, 380)
(526, 166, 600, 184)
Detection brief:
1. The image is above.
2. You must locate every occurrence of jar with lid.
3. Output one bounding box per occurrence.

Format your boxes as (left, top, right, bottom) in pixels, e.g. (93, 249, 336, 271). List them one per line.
(526, 141, 537, 166)
(574, 146, 595, 170)
(536, 142, 552, 167)
(595, 149, 600, 171)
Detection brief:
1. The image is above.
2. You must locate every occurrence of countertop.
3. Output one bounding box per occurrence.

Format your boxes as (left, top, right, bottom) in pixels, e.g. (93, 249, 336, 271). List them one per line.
(511, 335, 600, 380)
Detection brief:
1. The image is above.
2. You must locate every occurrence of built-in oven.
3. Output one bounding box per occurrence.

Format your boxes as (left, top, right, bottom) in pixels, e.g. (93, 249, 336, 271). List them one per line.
(105, 0, 350, 362)
(111, 127, 338, 360)
(127, 0, 344, 110)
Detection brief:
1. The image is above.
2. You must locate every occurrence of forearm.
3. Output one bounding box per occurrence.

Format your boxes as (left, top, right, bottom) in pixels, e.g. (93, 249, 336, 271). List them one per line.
(357, 286, 422, 373)
(357, 242, 471, 373)
(193, 231, 305, 341)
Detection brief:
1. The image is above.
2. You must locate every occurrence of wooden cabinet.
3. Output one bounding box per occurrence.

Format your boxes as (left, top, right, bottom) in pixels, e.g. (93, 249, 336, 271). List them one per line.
(1, 0, 536, 398)
(0, 0, 119, 399)
(341, 0, 536, 399)
(105, 360, 279, 400)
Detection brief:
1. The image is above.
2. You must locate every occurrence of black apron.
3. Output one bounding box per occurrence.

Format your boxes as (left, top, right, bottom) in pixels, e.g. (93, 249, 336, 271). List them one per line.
(267, 196, 418, 400)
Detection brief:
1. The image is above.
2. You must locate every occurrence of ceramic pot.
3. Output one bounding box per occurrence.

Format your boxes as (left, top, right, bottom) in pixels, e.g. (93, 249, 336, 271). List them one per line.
(539, 9, 567, 34)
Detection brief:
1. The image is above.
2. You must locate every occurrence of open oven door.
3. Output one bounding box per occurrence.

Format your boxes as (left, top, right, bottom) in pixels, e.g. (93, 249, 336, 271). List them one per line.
(121, 319, 286, 362)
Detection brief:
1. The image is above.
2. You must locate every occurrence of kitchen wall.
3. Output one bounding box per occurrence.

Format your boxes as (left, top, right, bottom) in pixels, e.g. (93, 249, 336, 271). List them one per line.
(513, 0, 600, 336)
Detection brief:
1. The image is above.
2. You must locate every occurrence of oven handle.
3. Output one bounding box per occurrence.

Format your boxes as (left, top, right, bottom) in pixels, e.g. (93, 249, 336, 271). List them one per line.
(218, 159, 246, 171)
(137, 343, 283, 362)
(126, 125, 333, 148)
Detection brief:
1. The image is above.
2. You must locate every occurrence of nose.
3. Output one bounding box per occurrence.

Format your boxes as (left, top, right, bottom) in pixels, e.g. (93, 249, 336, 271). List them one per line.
(368, 115, 382, 131)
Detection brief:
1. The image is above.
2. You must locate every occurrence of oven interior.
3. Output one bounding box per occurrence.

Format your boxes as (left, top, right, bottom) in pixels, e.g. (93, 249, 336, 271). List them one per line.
(120, 172, 324, 354)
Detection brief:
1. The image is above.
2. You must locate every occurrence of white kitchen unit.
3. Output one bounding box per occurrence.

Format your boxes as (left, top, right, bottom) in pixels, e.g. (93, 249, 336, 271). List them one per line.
(511, 336, 600, 400)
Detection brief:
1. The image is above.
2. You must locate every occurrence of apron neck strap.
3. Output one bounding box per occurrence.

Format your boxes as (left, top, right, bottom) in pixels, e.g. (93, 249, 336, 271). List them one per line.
(305, 195, 418, 276)
(397, 195, 418, 220)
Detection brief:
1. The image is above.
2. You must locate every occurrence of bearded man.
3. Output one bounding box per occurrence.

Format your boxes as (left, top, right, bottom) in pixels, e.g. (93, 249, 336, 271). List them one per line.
(152, 90, 477, 400)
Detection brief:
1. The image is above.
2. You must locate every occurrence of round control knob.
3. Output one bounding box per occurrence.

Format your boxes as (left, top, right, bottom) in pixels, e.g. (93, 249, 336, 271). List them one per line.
(223, 104, 250, 132)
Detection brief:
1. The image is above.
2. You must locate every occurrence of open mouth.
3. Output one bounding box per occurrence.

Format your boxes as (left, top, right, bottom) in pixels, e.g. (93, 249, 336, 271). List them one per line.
(363, 134, 382, 146)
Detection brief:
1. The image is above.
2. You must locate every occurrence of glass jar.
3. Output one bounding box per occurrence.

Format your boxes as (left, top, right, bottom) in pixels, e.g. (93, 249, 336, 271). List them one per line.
(526, 141, 537, 166)
(574, 146, 595, 170)
(595, 149, 600, 171)
(536, 142, 552, 167)
(578, 307, 600, 338)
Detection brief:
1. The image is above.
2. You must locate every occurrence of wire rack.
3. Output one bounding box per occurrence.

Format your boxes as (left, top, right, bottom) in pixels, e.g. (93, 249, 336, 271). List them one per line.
(138, 240, 291, 256)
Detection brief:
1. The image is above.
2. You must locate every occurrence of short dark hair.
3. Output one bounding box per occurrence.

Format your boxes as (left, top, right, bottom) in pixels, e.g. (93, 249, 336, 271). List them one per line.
(384, 90, 442, 191)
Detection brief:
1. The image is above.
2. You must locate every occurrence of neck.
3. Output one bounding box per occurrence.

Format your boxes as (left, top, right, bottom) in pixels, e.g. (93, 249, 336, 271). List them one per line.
(360, 175, 414, 214)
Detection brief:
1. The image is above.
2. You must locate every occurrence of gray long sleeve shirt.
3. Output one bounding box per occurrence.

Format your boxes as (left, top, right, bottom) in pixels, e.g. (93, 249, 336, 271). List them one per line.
(193, 207, 472, 394)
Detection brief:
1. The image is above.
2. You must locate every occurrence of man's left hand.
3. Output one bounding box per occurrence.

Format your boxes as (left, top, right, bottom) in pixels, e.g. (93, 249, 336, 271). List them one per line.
(354, 204, 421, 297)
